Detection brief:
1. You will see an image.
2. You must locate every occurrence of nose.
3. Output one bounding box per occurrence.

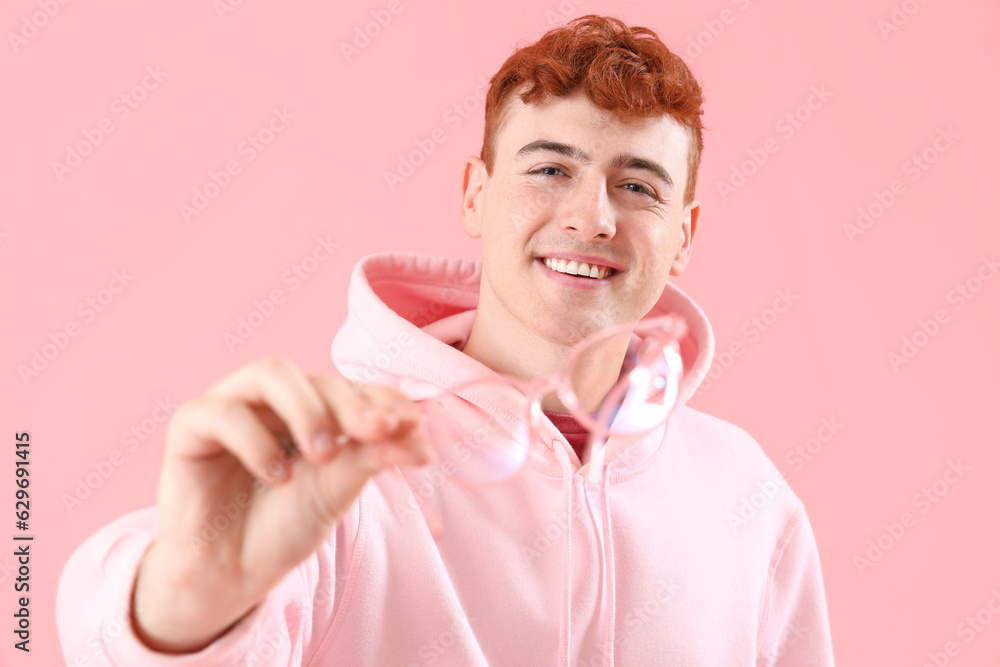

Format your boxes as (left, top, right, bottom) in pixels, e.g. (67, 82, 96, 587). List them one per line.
(558, 176, 616, 240)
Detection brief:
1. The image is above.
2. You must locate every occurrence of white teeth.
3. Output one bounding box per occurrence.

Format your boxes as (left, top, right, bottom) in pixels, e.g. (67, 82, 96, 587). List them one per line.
(543, 257, 612, 280)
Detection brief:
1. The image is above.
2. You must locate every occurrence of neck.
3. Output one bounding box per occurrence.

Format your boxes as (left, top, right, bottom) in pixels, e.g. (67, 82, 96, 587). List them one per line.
(462, 286, 629, 414)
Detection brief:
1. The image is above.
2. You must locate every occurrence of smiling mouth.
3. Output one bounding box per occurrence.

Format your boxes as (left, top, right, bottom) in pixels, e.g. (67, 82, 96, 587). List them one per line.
(542, 257, 616, 280)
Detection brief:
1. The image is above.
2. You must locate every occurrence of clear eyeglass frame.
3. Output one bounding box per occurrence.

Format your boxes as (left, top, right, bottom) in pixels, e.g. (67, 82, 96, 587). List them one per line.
(416, 313, 688, 488)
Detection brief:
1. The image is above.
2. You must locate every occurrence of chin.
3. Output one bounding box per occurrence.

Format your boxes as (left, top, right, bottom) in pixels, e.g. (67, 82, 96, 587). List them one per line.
(550, 314, 613, 346)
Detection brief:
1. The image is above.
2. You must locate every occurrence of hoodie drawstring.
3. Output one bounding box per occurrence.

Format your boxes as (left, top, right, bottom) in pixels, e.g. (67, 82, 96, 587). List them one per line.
(551, 439, 575, 667)
(601, 463, 616, 667)
(551, 438, 618, 667)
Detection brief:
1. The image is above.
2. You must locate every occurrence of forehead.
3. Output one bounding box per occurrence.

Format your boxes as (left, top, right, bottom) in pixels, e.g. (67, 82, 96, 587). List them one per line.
(495, 88, 690, 170)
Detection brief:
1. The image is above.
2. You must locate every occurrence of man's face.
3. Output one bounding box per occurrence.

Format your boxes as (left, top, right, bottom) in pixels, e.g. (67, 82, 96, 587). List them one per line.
(461, 87, 699, 347)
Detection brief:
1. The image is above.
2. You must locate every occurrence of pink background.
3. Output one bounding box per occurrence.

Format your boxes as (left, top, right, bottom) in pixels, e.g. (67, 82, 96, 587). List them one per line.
(2, 0, 998, 664)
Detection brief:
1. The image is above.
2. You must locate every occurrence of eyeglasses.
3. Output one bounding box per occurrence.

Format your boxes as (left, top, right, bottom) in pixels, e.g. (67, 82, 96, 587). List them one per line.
(415, 314, 687, 494)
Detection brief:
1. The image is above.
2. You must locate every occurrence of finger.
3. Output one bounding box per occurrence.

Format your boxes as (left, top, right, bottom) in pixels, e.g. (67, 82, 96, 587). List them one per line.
(309, 375, 425, 445)
(168, 396, 293, 484)
(367, 430, 436, 469)
(204, 356, 339, 463)
(320, 425, 437, 487)
(353, 382, 425, 436)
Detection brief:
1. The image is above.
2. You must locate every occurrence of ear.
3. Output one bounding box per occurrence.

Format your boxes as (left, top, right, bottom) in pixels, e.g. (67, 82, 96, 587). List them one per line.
(669, 199, 699, 276)
(460, 155, 488, 239)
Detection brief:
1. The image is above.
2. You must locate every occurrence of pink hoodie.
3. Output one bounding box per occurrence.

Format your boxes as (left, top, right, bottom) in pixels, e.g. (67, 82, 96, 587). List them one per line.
(57, 252, 836, 666)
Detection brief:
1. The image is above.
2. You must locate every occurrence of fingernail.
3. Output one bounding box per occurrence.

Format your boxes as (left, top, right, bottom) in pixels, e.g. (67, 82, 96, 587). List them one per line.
(363, 407, 398, 432)
(313, 431, 335, 458)
(384, 413, 400, 432)
(268, 459, 286, 480)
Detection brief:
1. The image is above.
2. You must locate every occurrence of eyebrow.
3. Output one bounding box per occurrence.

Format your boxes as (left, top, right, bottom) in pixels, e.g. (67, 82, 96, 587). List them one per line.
(513, 139, 674, 191)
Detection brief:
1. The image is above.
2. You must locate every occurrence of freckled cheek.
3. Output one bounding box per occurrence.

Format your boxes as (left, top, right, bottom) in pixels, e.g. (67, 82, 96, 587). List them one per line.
(487, 195, 551, 252)
(510, 185, 558, 223)
(631, 233, 677, 290)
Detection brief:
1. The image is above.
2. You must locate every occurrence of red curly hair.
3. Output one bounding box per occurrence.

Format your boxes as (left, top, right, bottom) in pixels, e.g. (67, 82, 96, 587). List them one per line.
(481, 14, 705, 206)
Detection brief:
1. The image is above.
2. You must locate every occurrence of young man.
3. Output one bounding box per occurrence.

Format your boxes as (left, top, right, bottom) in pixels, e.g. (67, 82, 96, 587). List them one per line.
(58, 15, 835, 666)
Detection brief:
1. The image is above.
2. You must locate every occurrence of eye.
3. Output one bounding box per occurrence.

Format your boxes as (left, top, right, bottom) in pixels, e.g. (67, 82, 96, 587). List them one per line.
(623, 182, 656, 199)
(530, 166, 566, 178)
